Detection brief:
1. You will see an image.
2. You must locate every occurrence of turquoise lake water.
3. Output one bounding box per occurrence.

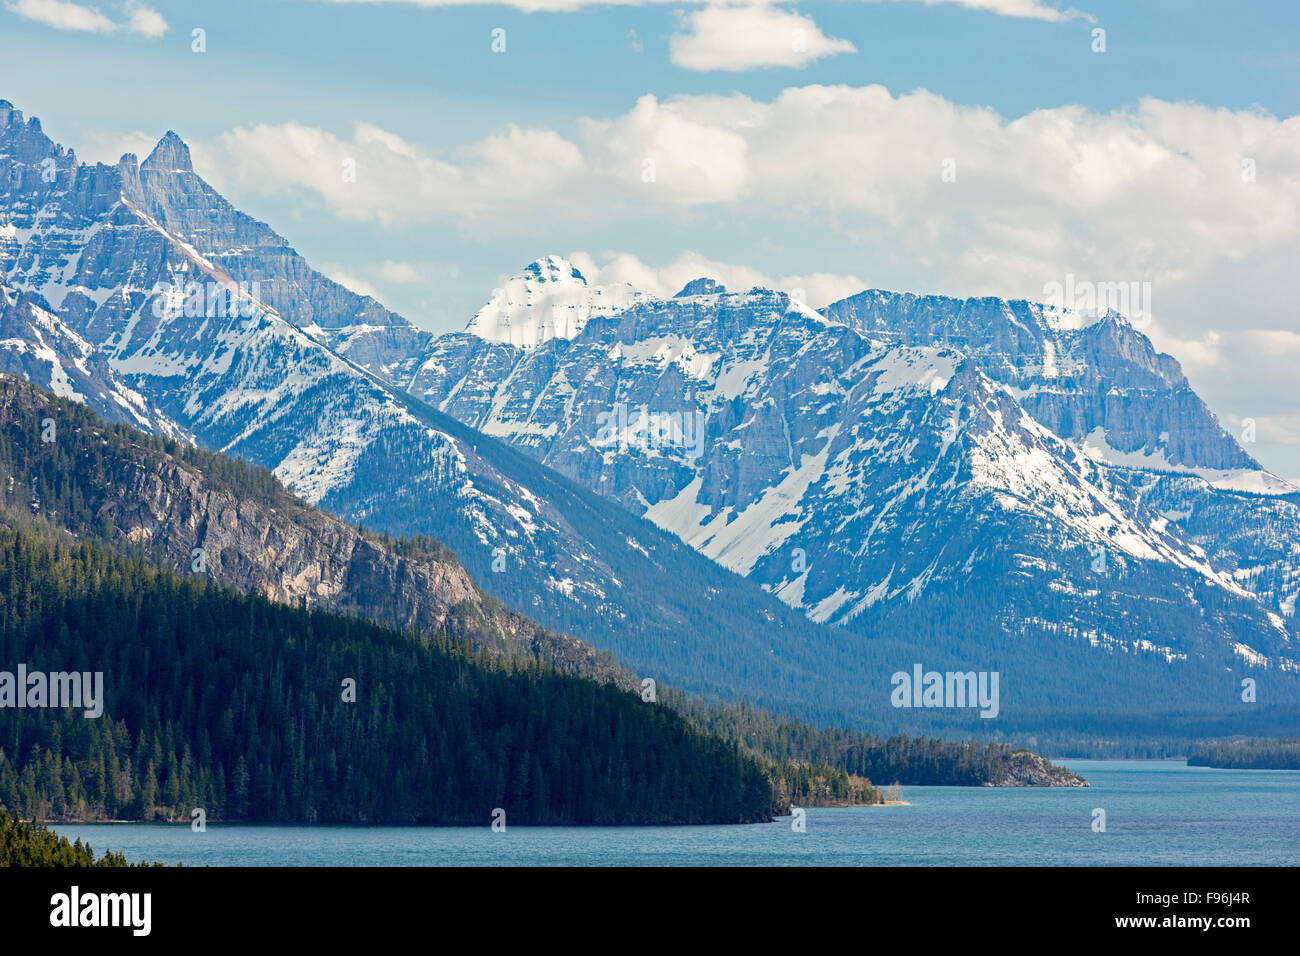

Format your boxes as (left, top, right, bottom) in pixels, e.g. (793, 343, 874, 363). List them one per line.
(51, 760, 1300, 866)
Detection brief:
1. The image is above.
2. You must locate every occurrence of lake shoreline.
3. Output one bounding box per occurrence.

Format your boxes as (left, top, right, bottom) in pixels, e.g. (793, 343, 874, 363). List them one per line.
(47, 762, 1300, 866)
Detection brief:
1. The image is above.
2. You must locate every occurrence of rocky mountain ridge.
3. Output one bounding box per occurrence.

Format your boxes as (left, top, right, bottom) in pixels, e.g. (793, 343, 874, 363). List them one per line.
(2, 99, 1297, 732)
(405, 260, 1297, 675)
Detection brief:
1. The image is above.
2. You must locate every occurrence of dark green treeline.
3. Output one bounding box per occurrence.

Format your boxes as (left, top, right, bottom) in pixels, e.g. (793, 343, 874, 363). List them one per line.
(0, 527, 775, 825)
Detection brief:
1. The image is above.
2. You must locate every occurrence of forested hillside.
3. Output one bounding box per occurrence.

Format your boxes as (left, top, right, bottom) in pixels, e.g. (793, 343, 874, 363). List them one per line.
(0, 375, 633, 689)
(0, 526, 777, 824)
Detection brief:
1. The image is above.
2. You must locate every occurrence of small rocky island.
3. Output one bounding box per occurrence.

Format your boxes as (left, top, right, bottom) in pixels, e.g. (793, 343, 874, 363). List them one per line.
(984, 750, 1089, 787)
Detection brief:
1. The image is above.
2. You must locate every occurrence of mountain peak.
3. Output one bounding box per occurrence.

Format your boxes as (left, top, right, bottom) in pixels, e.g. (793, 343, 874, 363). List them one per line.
(142, 130, 193, 173)
(674, 278, 727, 297)
(523, 255, 585, 285)
(465, 255, 652, 348)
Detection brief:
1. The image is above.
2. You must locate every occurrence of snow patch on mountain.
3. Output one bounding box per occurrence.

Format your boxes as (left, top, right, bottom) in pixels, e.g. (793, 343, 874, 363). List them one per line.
(866, 345, 959, 403)
(611, 335, 719, 380)
(1078, 427, 1297, 495)
(646, 425, 839, 576)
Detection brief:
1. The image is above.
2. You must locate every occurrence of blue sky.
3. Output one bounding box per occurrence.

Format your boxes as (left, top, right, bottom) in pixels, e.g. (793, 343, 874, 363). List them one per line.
(2, 0, 1300, 477)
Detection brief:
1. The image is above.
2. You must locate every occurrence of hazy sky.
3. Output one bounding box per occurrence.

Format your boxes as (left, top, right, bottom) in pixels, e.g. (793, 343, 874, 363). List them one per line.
(2, 0, 1299, 478)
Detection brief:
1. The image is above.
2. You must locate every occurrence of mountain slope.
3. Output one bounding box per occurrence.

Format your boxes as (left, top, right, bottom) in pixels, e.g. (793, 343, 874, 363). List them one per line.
(0, 105, 913, 726)
(1, 373, 1093, 788)
(0, 285, 186, 439)
(0, 521, 777, 825)
(0, 372, 630, 686)
(403, 269, 1297, 680)
(822, 289, 1287, 488)
(3, 99, 1296, 736)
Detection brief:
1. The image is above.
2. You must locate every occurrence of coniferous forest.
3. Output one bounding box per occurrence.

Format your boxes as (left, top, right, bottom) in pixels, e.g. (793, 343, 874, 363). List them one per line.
(0, 811, 157, 866)
(0, 378, 1107, 832)
(0, 526, 777, 825)
(1187, 738, 1300, 770)
(671, 694, 1077, 786)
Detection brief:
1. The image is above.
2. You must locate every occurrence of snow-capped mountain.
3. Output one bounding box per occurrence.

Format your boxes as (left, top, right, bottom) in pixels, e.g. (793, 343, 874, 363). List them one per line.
(822, 290, 1294, 493)
(0, 104, 619, 607)
(409, 269, 1298, 673)
(0, 101, 887, 727)
(2, 97, 1296, 731)
(465, 255, 652, 349)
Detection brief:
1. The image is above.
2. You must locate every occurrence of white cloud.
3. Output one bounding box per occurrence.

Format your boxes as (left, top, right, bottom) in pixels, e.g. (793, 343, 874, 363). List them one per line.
(567, 250, 866, 308)
(1147, 328, 1222, 372)
(319, 0, 1091, 18)
(378, 261, 423, 283)
(124, 0, 165, 38)
(7, 0, 115, 32)
(205, 87, 1300, 270)
(669, 3, 856, 72)
(5, 0, 167, 36)
(204, 88, 1300, 303)
(904, 0, 1093, 23)
(322, 0, 677, 10)
(209, 121, 582, 227)
(580, 95, 752, 205)
(1225, 412, 1300, 448)
(78, 129, 160, 164)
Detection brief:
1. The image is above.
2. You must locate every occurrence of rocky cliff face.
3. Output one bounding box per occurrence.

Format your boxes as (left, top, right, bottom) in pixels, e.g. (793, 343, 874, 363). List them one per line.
(822, 290, 1261, 476)
(4, 110, 887, 722)
(0, 113, 629, 622)
(123, 132, 429, 377)
(0, 105, 425, 384)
